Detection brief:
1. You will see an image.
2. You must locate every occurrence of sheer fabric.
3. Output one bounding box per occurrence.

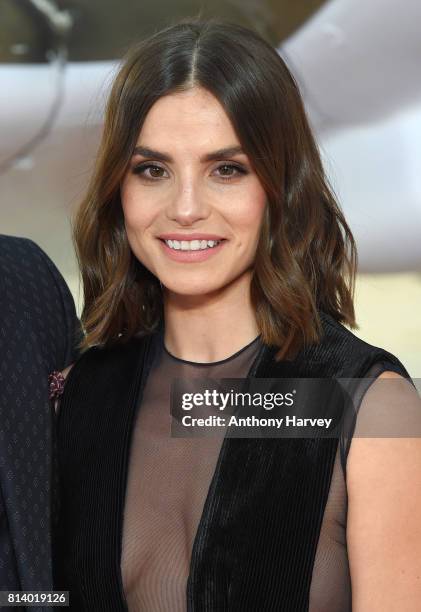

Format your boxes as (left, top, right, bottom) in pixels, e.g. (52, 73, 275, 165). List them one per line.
(121, 332, 263, 611)
(121, 329, 421, 612)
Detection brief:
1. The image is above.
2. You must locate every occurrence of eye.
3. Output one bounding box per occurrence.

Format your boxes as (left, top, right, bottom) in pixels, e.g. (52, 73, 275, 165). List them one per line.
(214, 163, 247, 181)
(132, 163, 168, 181)
(131, 161, 248, 182)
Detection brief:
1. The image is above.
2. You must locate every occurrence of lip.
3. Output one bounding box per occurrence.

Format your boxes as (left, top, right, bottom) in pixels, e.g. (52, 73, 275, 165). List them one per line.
(158, 233, 226, 241)
(158, 237, 226, 263)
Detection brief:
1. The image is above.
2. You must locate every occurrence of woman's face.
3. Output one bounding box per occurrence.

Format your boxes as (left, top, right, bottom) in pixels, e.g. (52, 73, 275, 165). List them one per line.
(120, 86, 267, 298)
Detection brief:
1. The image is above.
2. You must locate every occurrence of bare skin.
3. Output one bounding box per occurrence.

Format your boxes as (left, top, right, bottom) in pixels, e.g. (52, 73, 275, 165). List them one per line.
(347, 370, 421, 611)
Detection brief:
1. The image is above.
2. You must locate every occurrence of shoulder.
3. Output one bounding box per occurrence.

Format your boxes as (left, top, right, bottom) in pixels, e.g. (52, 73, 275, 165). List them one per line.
(0, 233, 48, 265)
(346, 370, 421, 607)
(318, 311, 389, 358)
(0, 234, 34, 251)
(58, 334, 152, 391)
(57, 343, 136, 383)
(0, 235, 42, 289)
(0, 235, 82, 367)
(53, 335, 154, 423)
(314, 311, 411, 378)
(0, 233, 69, 297)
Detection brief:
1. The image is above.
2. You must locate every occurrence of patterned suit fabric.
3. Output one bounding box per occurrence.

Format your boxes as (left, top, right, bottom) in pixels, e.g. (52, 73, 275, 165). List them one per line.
(0, 235, 80, 610)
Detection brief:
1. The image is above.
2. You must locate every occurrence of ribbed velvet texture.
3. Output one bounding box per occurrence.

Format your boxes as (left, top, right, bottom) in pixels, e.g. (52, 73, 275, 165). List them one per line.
(53, 311, 410, 611)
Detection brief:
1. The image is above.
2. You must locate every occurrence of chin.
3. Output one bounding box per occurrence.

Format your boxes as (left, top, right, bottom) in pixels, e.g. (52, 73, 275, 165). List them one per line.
(161, 279, 225, 297)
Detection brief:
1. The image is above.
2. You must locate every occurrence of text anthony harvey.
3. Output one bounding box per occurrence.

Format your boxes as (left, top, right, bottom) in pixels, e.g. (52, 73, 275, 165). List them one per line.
(181, 415, 333, 428)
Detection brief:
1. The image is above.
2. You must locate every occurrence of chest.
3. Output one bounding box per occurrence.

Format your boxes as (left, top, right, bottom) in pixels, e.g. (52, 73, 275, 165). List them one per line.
(120, 390, 225, 607)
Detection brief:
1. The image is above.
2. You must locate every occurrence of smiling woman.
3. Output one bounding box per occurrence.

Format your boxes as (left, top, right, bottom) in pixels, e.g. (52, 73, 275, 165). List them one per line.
(51, 16, 421, 612)
(70, 15, 357, 358)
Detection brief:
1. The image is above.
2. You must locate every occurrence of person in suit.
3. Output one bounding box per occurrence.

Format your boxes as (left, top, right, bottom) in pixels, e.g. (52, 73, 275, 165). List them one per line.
(0, 234, 80, 607)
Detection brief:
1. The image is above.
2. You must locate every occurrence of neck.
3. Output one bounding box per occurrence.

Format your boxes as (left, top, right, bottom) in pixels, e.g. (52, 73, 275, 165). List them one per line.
(161, 273, 259, 363)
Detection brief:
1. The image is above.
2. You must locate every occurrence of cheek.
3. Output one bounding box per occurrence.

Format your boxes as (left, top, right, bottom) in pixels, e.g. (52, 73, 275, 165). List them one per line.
(123, 205, 143, 233)
(236, 187, 267, 232)
(121, 182, 149, 234)
(121, 199, 151, 266)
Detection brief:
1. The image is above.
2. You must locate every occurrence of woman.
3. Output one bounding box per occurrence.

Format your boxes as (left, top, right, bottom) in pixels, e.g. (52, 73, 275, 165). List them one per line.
(51, 17, 421, 611)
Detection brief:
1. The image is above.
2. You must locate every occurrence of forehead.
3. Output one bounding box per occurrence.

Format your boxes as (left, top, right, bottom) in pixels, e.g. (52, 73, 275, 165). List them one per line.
(137, 87, 238, 147)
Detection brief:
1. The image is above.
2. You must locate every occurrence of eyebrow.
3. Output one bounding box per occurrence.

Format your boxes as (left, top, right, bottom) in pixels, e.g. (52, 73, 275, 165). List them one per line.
(132, 145, 245, 162)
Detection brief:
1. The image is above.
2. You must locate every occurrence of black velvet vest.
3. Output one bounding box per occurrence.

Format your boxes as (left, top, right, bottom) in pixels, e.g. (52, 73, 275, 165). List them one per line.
(53, 311, 410, 611)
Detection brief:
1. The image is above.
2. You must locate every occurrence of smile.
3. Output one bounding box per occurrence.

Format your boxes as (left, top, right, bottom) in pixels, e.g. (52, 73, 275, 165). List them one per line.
(158, 238, 226, 262)
(164, 239, 222, 251)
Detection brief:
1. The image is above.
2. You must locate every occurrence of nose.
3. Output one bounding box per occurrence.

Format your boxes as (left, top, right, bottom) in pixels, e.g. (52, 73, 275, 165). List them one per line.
(165, 176, 210, 226)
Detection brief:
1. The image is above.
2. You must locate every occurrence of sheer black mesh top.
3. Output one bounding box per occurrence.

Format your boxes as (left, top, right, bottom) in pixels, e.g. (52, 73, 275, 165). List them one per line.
(120, 330, 353, 611)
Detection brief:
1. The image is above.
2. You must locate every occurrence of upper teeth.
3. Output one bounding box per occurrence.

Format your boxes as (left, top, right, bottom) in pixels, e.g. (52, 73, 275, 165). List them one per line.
(164, 239, 222, 250)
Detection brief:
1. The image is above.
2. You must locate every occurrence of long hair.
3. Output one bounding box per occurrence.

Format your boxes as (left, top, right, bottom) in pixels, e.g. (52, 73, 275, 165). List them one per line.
(73, 16, 358, 360)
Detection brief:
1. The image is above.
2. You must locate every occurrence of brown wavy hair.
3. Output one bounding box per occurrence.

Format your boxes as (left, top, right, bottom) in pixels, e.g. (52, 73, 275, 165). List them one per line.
(73, 16, 358, 360)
